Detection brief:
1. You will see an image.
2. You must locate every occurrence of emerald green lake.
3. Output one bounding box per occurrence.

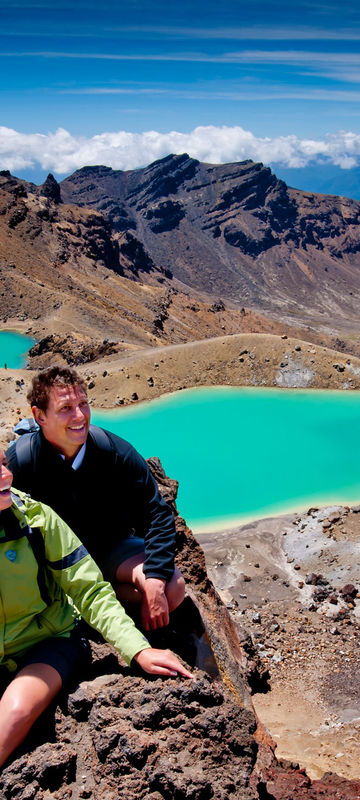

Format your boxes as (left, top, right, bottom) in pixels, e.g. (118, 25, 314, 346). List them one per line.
(92, 387, 360, 531)
(0, 331, 36, 369)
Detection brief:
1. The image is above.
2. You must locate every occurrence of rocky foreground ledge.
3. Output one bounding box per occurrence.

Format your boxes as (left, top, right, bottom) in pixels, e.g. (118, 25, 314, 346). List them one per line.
(1, 461, 360, 800)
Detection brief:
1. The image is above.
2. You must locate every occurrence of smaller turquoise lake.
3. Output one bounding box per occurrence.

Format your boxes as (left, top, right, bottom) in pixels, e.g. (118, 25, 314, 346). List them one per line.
(92, 387, 360, 531)
(0, 331, 36, 369)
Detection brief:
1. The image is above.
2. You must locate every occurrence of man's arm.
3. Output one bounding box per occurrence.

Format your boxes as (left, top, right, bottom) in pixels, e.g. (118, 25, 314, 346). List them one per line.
(111, 434, 177, 582)
(110, 434, 179, 630)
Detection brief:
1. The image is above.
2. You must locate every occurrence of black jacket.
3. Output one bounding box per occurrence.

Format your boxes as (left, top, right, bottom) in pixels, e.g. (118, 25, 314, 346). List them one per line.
(7, 428, 176, 581)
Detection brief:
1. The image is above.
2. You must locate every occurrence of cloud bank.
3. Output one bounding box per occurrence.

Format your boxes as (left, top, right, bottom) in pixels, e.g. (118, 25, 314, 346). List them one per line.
(0, 125, 359, 176)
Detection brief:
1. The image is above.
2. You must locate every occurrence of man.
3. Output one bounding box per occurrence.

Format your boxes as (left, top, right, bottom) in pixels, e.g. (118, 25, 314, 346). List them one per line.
(7, 366, 185, 634)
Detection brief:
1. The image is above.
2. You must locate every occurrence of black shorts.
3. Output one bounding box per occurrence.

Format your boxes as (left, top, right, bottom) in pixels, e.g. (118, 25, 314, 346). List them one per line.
(0, 625, 91, 696)
(99, 536, 145, 584)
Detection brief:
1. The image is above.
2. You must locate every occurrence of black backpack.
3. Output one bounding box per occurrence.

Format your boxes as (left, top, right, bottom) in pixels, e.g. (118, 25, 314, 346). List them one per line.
(11, 421, 114, 472)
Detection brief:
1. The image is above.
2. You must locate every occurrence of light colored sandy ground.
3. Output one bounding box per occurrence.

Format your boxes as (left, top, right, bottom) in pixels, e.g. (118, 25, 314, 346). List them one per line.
(198, 507, 360, 780)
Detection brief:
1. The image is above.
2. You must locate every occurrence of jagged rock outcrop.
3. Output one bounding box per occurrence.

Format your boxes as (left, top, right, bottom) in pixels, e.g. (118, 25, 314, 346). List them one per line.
(39, 173, 62, 205)
(60, 155, 360, 325)
(0, 169, 166, 285)
(2, 458, 360, 799)
(28, 334, 118, 368)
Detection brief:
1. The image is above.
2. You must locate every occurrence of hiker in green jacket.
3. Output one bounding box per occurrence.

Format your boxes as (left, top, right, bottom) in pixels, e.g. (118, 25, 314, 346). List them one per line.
(0, 450, 192, 769)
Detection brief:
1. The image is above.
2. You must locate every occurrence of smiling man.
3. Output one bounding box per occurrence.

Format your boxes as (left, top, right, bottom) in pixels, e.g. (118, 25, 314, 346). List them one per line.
(7, 367, 185, 634)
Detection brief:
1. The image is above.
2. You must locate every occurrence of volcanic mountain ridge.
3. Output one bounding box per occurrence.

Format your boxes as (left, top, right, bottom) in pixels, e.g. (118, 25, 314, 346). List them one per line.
(2, 157, 360, 366)
(60, 154, 360, 332)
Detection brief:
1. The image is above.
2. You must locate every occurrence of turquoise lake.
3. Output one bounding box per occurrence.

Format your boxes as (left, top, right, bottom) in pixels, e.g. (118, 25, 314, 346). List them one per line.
(92, 387, 360, 531)
(0, 331, 36, 369)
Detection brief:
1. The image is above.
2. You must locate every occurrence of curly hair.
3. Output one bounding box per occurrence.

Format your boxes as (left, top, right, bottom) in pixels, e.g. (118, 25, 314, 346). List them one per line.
(27, 366, 87, 411)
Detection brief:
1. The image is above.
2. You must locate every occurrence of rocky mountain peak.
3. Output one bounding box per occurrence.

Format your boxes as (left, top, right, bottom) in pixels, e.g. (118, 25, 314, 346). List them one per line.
(39, 173, 62, 204)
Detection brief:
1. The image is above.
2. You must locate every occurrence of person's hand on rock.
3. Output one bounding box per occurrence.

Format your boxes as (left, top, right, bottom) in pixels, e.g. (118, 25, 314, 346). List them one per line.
(134, 647, 194, 678)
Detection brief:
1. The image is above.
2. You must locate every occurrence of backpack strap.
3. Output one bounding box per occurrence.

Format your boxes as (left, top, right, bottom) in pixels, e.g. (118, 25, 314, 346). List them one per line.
(12, 432, 35, 472)
(26, 526, 51, 606)
(10, 492, 50, 605)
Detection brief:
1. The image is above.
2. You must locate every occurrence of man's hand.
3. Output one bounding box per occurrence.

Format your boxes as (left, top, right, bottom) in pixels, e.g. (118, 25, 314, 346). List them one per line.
(134, 647, 193, 678)
(141, 577, 169, 630)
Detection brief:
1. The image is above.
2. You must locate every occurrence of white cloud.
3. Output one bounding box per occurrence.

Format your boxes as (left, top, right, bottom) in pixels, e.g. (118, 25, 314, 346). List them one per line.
(2, 49, 360, 67)
(61, 87, 360, 102)
(109, 25, 360, 41)
(1, 124, 360, 176)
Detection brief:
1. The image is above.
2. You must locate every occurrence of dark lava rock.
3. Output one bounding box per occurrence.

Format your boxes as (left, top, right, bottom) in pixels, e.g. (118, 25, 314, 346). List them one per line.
(223, 224, 277, 256)
(253, 759, 360, 799)
(82, 213, 120, 271)
(66, 673, 257, 799)
(28, 334, 118, 367)
(1, 742, 76, 798)
(145, 200, 185, 232)
(305, 573, 328, 586)
(340, 583, 357, 599)
(40, 173, 62, 204)
(132, 153, 198, 201)
(119, 231, 156, 275)
(208, 300, 225, 313)
(313, 585, 332, 603)
(8, 201, 28, 229)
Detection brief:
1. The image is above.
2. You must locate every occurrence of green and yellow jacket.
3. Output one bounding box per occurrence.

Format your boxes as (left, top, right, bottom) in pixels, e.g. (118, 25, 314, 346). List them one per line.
(0, 489, 150, 673)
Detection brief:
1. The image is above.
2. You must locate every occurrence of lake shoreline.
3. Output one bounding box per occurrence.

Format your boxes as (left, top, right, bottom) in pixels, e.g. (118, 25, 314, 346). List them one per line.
(190, 490, 360, 533)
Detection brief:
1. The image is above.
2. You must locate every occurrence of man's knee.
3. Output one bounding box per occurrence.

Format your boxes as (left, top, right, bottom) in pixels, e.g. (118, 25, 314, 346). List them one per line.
(166, 568, 186, 611)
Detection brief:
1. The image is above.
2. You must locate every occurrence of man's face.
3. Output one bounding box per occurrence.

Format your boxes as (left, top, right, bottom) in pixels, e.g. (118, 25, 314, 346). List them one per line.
(33, 385, 91, 459)
(0, 450, 12, 511)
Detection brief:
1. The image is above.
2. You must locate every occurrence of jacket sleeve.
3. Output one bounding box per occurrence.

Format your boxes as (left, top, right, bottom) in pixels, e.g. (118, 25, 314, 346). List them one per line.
(113, 435, 176, 581)
(40, 504, 150, 665)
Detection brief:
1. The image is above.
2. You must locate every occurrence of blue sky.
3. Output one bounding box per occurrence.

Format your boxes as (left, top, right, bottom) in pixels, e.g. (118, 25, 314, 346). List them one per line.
(1, 0, 360, 189)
